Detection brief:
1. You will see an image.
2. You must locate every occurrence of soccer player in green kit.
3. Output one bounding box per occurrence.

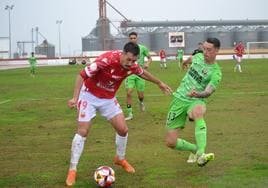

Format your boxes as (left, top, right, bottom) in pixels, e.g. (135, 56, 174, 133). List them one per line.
(28, 52, 37, 76)
(125, 32, 152, 120)
(177, 48, 184, 68)
(165, 38, 222, 167)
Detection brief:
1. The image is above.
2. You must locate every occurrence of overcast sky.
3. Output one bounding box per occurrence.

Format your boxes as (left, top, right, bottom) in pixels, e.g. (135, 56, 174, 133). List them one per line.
(0, 0, 267, 56)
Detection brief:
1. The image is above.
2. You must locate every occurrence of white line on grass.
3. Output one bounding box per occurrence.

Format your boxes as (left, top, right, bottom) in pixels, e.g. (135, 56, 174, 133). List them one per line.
(0, 99, 12, 105)
(230, 91, 267, 95)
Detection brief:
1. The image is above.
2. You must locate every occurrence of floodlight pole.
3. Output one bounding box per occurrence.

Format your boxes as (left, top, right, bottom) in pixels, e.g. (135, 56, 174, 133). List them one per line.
(5, 5, 14, 58)
(56, 20, 63, 58)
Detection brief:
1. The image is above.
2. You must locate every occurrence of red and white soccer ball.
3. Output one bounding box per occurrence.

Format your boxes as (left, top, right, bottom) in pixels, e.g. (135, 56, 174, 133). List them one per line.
(94, 166, 115, 187)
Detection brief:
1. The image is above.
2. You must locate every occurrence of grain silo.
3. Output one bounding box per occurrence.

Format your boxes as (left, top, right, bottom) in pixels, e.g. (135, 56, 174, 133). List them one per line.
(150, 27, 178, 54)
(181, 27, 207, 54)
(35, 40, 55, 57)
(127, 28, 151, 49)
(206, 26, 233, 49)
(82, 33, 102, 51)
(233, 26, 259, 48)
(113, 33, 128, 50)
(259, 26, 268, 48)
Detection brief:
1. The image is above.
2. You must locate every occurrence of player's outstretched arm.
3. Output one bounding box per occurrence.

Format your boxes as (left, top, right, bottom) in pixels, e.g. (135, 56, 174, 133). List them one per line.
(139, 69, 172, 95)
(68, 75, 83, 108)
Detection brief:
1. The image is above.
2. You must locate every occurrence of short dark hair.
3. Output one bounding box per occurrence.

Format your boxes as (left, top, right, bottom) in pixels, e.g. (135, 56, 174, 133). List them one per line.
(128, 32, 138, 37)
(206, 38, 221, 49)
(123, 42, 140, 56)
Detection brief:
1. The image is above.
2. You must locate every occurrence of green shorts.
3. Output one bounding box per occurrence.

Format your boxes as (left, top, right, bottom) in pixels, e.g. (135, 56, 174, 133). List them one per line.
(125, 74, 145, 91)
(30, 65, 36, 72)
(177, 57, 183, 61)
(166, 96, 205, 130)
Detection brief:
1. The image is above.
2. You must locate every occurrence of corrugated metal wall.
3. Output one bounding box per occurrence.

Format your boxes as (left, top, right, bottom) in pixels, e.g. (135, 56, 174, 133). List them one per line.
(82, 25, 266, 54)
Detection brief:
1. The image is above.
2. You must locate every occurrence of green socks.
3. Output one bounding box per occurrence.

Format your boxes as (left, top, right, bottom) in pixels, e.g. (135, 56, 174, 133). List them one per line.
(175, 138, 197, 153)
(174, 118, 207, 155)
(195, 118, 207, 156)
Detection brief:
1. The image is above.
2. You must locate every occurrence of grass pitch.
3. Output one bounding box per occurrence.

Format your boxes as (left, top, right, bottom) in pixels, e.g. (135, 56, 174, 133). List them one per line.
(0, 59, 267, 187)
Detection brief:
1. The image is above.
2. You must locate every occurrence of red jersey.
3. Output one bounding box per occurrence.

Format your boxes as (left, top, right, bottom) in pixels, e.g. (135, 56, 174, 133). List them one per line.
(80, 51, 143, 99)
(159, 50, 166, 59)
(234, 44, 245, 57)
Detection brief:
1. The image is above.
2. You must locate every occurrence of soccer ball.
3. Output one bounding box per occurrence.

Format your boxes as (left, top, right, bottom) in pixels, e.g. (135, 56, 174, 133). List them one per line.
(94, 166, 115, 187)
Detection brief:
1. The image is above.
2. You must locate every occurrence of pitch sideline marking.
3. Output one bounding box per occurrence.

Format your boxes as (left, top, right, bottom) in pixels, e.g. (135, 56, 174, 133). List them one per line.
(0, 99, 12, 105)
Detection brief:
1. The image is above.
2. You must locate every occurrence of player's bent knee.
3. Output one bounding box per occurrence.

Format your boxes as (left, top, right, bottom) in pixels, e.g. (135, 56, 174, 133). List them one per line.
(77, 128, 88, 137)
(192, 105, 206, 119)
(165, 137, 176, 148)
(117, 130, 128, 137)
(116, 126, 128, 137)
(127, 91, 133, 97)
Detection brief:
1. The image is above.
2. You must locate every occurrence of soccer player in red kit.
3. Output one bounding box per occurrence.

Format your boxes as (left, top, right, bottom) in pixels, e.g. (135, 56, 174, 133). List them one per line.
(159, 49, 167, 69)
(234, 41, 245, 72)
(65, 42, 172, 186)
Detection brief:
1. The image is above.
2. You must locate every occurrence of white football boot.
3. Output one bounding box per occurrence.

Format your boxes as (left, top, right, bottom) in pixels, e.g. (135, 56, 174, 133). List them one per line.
(197, 153, 215, 167)
(187, 152, 197, 163)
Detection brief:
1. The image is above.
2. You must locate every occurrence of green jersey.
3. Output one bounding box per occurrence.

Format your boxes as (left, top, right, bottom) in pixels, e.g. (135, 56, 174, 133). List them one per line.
(138, 44, 150, 67)
(177, 49, 184, 59)
(174, 53, 222, 102)
(28, 56, 37, 66)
